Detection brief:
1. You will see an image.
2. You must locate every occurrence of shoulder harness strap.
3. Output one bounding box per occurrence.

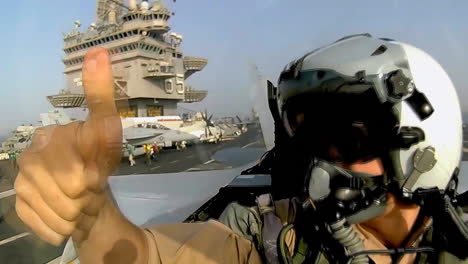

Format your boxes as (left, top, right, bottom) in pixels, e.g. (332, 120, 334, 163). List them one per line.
(257, 193, 284, 264)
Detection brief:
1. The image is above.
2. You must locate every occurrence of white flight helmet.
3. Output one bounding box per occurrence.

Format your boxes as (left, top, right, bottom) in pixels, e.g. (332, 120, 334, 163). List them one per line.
(270, 34, 463, 202)
(398, 42, 462, 196)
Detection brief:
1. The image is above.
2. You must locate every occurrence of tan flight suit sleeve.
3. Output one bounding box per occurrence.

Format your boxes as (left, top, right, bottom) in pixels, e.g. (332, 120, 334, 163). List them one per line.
(144, 220, 263, 264)
(218, 199, 297, 256)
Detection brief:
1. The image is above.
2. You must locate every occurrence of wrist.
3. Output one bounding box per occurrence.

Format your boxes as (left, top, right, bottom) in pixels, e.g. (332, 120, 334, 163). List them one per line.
(74, 196, 148, 264)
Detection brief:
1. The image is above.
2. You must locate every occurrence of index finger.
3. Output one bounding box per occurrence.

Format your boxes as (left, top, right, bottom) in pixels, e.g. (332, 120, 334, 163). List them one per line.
(82, 47, 117, 118)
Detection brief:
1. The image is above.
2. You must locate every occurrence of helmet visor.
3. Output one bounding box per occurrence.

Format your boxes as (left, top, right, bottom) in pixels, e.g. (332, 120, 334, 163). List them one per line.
(283, 91, 397, 163)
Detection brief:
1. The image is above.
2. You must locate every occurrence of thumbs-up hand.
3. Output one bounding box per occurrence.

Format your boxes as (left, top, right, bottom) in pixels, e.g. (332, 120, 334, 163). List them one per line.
(14, 48, 123, 246)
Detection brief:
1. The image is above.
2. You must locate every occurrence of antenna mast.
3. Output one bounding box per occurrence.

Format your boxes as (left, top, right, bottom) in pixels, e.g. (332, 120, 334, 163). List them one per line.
(96, 0, 127, 23)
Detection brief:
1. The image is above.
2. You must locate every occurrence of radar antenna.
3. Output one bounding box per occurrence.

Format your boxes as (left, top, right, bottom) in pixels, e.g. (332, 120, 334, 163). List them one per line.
(96, 0, 129, 23)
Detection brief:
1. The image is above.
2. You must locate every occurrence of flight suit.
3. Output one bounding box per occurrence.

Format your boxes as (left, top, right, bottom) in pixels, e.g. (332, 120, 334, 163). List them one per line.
(143, 200, 468, 263)
(144, 220, 262, 263)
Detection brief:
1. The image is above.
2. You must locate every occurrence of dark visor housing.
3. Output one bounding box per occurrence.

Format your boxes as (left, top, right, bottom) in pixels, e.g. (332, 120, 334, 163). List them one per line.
(280, 79, 399, 164)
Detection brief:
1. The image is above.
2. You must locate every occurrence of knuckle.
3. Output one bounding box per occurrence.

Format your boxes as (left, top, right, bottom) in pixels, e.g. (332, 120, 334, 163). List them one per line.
(15, 208, 27, 226)
(60, 205, 81, 222)
(42, 193, 81, 222)
(65, 176, 87, 199)
(41, 191, 81, 222)
(37, 229, 65, 247)
(49, 235, 66, 247)
(16, 152, 30, 168)
(14, 177, 30, 198)
(17, 153, 41, 176)
(15, 199, 30, 225)
(56, 220, 77, 236)
(29, 127, 55, 152)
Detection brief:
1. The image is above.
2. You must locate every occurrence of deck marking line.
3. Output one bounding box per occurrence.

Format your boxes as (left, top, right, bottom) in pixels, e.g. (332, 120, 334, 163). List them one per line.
(150, 166, 161, 170)
(185, 168, 202, 172)
(242, 141, 260, 149)
(170, 160, 179, 164)
(204, 159, 214, 164)
(0, 232, 30, 246)
(0, 189, 16, 199)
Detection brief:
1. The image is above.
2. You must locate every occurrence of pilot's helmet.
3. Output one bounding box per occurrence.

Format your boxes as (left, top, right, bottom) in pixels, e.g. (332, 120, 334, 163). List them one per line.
(270, 34, 462, 220)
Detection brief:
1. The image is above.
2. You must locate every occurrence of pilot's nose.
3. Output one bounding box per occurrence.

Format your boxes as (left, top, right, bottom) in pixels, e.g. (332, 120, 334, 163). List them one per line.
(340, 159, 384, 176)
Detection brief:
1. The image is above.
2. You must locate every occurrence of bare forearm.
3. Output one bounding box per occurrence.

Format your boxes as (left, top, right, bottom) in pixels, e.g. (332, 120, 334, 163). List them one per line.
(74, 197, 149, 264)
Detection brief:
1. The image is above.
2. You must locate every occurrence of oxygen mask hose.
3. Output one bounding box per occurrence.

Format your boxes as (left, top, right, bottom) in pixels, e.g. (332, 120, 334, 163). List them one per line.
(329, 218, 368, 264)
(304, 161, 377, 263)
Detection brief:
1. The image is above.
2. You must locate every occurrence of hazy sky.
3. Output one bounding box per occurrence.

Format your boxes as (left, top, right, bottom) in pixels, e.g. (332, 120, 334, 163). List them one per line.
(1, 0, 468, 138)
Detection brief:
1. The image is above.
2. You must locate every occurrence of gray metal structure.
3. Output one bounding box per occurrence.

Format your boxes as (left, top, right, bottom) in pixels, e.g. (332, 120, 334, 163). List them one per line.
(48, 0, 208, 117)
(123, 122, 199, 146)
(0, 126, 36, 153)
(1, 110, 73, 153)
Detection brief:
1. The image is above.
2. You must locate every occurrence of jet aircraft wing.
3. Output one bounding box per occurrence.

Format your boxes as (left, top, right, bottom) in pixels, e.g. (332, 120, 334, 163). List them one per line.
(123, 127, 162, 140)
(108, 162, 256, 226)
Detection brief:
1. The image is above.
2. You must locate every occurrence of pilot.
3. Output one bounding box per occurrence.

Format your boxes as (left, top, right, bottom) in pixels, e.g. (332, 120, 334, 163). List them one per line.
(14, 35, 468, 264)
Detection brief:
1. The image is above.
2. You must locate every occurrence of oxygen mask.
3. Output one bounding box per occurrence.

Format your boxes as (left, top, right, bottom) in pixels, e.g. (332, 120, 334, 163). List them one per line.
(304, 159, 387, 224)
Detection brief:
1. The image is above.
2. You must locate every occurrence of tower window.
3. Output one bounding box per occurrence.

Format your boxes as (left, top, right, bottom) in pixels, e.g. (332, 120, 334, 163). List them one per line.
(177, 83, 184, 94)
(147, 105, 163, 117)
(165, 81, 173, 93)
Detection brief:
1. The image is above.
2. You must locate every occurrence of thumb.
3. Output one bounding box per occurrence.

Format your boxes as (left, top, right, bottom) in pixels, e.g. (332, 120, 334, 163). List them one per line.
(78, 48, 122, 185)
(82, 47, 117, 119)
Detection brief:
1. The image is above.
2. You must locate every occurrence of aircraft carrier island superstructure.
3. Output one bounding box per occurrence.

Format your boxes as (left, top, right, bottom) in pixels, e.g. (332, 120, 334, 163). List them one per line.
(47, 0, 208, 117)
